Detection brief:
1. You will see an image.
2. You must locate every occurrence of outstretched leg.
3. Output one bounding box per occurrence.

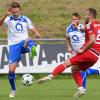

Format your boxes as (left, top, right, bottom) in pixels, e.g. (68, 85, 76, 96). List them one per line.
(37, 63, 67, 83)
(81, 68, 99, 89)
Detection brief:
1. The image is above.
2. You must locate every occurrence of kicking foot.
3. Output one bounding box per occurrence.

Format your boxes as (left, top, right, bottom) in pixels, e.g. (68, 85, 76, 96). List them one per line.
(30, 46, 37, 59)
(74, 87, 85, 97)
(9, 90, 16, 97)
(37, 75, 53, 84)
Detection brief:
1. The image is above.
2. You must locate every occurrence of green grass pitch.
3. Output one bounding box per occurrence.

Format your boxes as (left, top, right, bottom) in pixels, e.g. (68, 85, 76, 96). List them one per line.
(0, 78, 100, 100)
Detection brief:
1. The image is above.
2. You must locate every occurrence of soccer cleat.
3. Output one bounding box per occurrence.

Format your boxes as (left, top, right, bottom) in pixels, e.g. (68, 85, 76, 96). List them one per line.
(9, 90, 16, 97)
(74, 87, 85, 97)
(37, 75, 53, 84)
(30, 46, 37, 59)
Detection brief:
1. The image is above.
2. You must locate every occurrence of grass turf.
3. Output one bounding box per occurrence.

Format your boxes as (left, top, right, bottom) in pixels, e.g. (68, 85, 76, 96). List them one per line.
(0, 78, 100, 100)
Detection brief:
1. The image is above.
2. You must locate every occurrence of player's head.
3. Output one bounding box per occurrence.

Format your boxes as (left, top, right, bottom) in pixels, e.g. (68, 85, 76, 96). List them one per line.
(71, 12, 80, 25)
(9, 2, 21, 18)
(85, 8, 97, 23)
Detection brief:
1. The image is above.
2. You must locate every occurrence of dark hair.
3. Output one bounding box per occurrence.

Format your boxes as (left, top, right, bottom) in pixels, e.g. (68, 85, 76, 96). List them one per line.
(72, 12, 81, 19)
(87, 8, 97, 18)
(10, 2, 21, 9)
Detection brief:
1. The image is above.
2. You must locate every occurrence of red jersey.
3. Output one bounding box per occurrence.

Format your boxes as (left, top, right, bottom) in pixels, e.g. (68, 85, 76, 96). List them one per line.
(85, 20, 100, 52)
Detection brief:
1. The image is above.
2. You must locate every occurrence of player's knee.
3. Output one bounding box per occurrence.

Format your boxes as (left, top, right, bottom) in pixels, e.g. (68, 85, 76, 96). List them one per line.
(24, 39, 36, 48)
(28, 40, 36, 47)
(64, 60, 71, 67)
(9, 64, 16, 72)
(71, 66, 80, 72)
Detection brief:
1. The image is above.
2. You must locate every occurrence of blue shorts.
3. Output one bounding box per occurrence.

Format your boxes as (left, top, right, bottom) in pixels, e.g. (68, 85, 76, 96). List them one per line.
(9, 40, 36, 64)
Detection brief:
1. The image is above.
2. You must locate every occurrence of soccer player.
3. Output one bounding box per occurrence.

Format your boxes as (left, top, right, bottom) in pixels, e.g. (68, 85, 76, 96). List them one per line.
(66, 12, 100, 91)
(0, 2, 40, 97)
(37, 8, 100, 97)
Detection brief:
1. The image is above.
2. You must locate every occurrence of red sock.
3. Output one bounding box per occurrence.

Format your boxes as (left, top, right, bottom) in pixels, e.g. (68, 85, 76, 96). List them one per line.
(51, 64, 66, 77)
(72, 71, 82, 87)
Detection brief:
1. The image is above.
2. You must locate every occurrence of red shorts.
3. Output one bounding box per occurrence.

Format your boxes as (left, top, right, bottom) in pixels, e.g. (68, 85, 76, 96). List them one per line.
(70, 50, 99, 71)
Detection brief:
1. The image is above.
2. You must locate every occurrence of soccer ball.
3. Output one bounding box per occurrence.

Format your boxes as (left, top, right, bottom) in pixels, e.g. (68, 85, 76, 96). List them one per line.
(22, 74, 34, 87)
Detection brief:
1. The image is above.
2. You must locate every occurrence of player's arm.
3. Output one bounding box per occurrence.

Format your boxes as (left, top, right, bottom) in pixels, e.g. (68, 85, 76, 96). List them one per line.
(30, 27, 41, 38)
(83, 34, 95, 50)
(0, 8, 11, 26)
(77, 34, 95, 53)
(27, 17, 40, 38)
(0, 15, 8, 26)
(65, 34, 72, 53)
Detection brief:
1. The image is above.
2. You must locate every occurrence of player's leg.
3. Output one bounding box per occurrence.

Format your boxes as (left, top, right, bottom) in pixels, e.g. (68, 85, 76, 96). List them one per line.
(81, 68, 99, 89)
(78, 67, 99, 96)
(81, 71, 87, 90)
(67, 50, 99, 97)
(37, 51, 99, 97)
(71, 66, 85, 97)
(37, 53, 78, 83)
(23, 39, 36, 59)
(37, 57, 85, 97)
(86, 68, 99, 75)
(72, 66, 83, 88)
(37, 63, 67, 83)
(37, 60, 71, 83)
(72, 50, 99, 97)
(8, 43, 22, 97)
(8, 64, 16, 97)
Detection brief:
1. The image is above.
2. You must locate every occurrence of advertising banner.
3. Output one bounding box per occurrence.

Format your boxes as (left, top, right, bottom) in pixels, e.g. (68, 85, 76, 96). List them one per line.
(0, 44, 99, 74)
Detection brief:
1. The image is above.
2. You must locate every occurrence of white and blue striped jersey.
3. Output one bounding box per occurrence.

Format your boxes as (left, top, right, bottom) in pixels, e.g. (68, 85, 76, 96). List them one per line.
(66, 24, 85, 51)
(4, 15, 34, 45)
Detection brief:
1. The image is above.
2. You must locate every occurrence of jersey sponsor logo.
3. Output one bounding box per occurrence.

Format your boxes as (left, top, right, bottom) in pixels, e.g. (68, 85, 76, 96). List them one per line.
(72, 35, 79, 41)
(15, 23, 23, 33)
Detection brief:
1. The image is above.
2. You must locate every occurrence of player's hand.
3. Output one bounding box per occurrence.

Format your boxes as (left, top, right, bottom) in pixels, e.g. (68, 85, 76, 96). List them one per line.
(71, 21, 78, 28)
(5, 8, 12, 16)
(77, 48, 85, 53)
(85, 17, 89, 25)
(67, 47, 72, 53)
(80, 27, 86, 32)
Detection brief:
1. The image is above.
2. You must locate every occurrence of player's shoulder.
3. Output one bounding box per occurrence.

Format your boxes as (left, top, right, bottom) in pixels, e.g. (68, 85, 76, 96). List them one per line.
(20, 15, 30, 23)
(91, 20, 100, 27)
(66, 24, 73, 33)
(20, 15, 28, 19)
(66, 24, 72, 29)
(5, 15, 12, 20)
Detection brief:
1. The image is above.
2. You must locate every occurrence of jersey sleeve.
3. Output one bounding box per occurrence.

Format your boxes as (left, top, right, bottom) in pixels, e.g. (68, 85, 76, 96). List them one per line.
(3, 16, 10, 26)
(66, 26, 70, 38)
(26, 17, 35, 30)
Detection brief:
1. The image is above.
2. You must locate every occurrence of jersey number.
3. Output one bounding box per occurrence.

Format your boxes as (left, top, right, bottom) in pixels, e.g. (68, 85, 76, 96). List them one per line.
(96, 30, 100, 44)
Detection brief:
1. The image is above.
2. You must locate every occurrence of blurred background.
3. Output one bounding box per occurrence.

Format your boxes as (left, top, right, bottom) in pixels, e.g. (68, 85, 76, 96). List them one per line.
(0, 0, 100, 38)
